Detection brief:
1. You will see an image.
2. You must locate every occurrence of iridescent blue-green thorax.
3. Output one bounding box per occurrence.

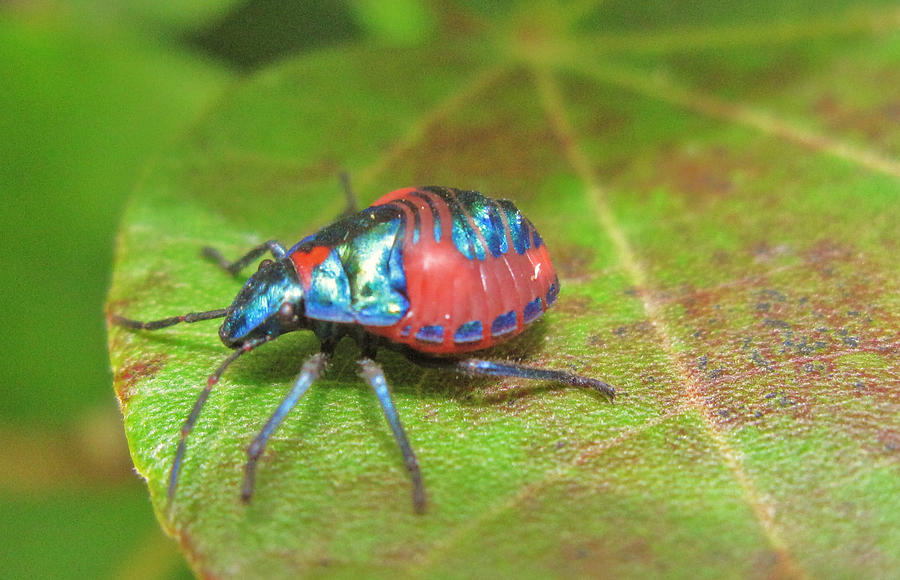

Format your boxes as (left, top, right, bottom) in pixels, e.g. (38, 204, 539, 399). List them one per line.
(219, 206, 410, 349)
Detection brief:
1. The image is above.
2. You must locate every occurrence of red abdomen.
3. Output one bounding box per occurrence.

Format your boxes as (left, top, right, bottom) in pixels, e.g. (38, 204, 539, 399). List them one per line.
(361, 187, 559, 355)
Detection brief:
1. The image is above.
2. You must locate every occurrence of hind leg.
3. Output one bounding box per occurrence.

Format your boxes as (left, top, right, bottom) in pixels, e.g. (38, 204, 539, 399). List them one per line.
(408, 354, 615, 400)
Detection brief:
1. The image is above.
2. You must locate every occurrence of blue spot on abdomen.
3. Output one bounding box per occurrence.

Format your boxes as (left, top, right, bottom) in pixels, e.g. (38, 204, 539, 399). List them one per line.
(523, 297, 543, 323)
(454, 320, 483, 343)
(545, 278, 559, 306)
(415, 325, 444, 343)
(491, 310, 518, 337)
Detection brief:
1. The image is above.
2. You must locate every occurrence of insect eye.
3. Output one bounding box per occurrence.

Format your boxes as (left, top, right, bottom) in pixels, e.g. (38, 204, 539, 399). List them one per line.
(258, 259, 274, 270)
(277, 302, 294, 322)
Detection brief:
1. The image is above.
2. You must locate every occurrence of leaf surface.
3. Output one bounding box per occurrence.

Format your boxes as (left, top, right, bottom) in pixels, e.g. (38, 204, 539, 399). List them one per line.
(108, 2, 900, 578)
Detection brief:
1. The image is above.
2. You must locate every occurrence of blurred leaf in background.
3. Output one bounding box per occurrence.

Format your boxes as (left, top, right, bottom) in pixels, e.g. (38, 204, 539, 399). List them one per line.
(5, 0, 900, 578)
(1, 2, 227, 578)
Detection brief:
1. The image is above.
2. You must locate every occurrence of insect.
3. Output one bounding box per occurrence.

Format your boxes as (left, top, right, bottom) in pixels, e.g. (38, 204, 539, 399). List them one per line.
(111, 181, 614, 514)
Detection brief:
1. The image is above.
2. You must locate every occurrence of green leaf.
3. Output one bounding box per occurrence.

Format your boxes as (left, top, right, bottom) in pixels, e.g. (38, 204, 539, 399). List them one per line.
(108, 2, 900, 577)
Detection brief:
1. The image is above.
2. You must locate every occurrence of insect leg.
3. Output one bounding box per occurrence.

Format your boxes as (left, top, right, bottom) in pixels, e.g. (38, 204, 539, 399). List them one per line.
(461, 359, 615, 400)
(411, 355, 616, 401)
(339, 171, 359, 217)
(358, 358, 426, 514)
(169, 336, 271, 504)
(202, 240, 287, 276)
(241, 352, 330, 503)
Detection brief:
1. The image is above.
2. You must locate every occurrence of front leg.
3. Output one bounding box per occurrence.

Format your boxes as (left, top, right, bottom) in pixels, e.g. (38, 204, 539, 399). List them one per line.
(203, 240, 287, 276)
(358, 358, 426, 514)
(241, 351, 330, 503)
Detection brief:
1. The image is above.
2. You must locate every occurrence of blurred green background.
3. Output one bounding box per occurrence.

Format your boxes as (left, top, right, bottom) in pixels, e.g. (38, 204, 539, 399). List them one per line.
(0, 1, 387, 577)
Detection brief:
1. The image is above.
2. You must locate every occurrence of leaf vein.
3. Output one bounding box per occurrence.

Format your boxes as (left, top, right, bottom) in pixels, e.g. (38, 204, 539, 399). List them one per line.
(533, 65, 809, 579)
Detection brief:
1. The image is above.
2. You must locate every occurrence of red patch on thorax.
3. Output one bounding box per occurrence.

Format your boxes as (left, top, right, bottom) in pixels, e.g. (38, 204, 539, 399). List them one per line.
(289, 245, 330, 289)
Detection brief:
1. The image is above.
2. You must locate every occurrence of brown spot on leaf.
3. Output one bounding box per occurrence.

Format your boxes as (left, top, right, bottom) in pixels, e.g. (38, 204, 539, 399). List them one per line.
(799, 239, 853, 267)
(876, 430, 899, 454)
(402, 118, 558, 189)
(552, 293, 592, 316)
(635, 146, 752, 201)
(552, 242, 597, 283)
(391, 70, 559, 191)
(814, 93, 900, 151)
(654, 239, 898, 434)
(114, 355, 168, 405)
(560, 76, 630, 137)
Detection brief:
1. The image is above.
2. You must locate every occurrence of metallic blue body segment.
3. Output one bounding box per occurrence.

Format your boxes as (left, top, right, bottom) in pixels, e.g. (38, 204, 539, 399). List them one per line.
(523, 297, 543, 323)
(422, 187, 534, 261)
(305, 248, 354, 322)
(451, 208, 485, 260)
(490, 310, 518, 337)
(454, 320, 484, 343)
(497, 199, 530, 255)
(415, 325, 444, 343)
(454, 191, 506, 259)
(220, 261, 304, 346)
(473, 200, 507, 258)
(300, 214, 409, 327)
(339, 217, 409, 326)
(287, 233, 317, 254)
